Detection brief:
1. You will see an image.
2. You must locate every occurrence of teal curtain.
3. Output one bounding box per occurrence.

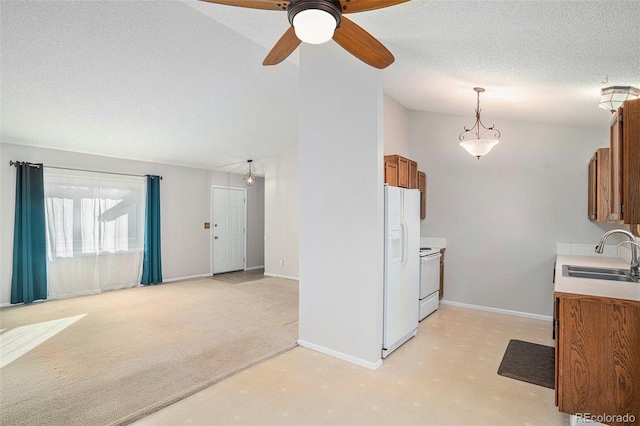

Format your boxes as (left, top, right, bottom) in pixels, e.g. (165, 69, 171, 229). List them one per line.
(141, 175, 162, 285)
(11, 162, 47, 304)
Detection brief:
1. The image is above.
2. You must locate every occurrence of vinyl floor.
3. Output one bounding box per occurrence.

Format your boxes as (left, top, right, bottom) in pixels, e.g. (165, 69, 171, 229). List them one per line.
(136, 304, 569, 425)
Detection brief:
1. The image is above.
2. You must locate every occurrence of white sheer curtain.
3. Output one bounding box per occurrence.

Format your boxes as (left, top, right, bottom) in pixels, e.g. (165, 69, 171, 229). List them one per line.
(43, 169, 146, 299)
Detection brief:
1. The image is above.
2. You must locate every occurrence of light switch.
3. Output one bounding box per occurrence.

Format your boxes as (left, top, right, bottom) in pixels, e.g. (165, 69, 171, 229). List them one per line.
(204, 222, 210, 229)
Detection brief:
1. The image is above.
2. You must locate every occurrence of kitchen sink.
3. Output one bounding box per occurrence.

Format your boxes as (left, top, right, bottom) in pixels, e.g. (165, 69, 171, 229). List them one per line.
(562, 265, 638, 283)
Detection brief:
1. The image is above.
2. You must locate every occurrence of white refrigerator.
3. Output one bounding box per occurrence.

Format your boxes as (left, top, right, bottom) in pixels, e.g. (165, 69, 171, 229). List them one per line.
(382, 185, 420, 358)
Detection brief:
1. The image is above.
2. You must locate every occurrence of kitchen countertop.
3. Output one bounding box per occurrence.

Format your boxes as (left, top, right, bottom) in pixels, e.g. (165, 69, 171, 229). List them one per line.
(554, 255, 640, 302)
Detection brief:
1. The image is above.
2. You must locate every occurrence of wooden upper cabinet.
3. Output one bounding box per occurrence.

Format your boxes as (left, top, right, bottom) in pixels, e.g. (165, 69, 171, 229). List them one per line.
(588, 148, 612, 223)
(610, 109, 624, 222)
(384, 161, 398, 187)
(588, 154, 597, 220)
(418, 171, 426, 219)
(384, 155, 410, 188)
(611, 98, 640, 224)
(622, 98, 640, 224)
(397, 156, 409, 188)
(408, 160, 418, 189)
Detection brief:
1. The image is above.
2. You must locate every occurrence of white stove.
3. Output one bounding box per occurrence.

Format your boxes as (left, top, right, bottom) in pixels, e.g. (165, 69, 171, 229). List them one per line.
(420, 247, 440, 257)
(419, 247, 441, 320)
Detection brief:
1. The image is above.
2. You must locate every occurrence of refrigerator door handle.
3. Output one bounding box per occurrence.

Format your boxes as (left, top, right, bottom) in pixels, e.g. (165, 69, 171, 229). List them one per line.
(400, 191, 409, 267)
(400, 220, 408, 266)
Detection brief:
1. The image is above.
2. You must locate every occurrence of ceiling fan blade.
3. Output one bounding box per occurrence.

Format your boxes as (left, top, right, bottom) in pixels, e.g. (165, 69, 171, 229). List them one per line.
(199, 0, 289, 11)
(332, 16, 394, 69)
(340, 0, 409, 14)
(263, 26, 301, 65)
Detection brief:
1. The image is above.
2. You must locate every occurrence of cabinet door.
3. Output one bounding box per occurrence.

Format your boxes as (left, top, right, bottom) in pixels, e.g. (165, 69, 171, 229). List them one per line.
(397, 157, 409, 188)
(418, 171, 426, 219)
(610, 110, 624, 222)
(384, 161, 398, 187)
(592, 148, 612, 223)
(622, 98, 640, 224)
(597, 148, 612, 222)
(554, 297, 560, 406)
(556, 297, 640, 419)
(408, 160, 418, 189)
(588, 154, 596, 220)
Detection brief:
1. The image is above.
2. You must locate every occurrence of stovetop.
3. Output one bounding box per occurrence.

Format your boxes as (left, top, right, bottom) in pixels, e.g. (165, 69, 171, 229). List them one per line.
(420, 247, 440, 256)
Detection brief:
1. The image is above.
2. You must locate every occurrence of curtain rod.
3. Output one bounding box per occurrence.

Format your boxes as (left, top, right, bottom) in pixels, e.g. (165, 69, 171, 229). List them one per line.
(9, 161, 162, 180)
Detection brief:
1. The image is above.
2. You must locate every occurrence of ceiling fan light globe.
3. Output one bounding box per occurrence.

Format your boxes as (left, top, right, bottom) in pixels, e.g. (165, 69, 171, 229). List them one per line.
(293, 9, 337, 44)
(459, 139, 499, 159)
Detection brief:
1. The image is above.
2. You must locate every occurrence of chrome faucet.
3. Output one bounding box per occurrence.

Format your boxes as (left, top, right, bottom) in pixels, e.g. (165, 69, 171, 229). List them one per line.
(595, 229, 639, 278)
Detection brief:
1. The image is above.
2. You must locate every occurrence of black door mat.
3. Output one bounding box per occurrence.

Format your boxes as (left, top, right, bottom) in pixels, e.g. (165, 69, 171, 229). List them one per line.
(497, 339, 555, 389)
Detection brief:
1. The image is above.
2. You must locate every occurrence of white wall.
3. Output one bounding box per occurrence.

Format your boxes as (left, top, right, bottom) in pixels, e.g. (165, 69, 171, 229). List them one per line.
(264, 144, 299, 279)
(383, 94, 409, 157)
(0, 144, 3, 291)
(245, 176, 265, 269)
(262, 94, 409, 282)
(408, 111, 619, 315)
(1, 142, 264, 305)
(298, 42, 385, 368)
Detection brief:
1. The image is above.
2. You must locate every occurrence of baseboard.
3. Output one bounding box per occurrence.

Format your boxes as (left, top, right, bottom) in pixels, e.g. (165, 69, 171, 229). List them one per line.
(440, 300, 553, 322)
(297, 339, 382, 371)
(245, 265, 265, 271)
(162, 273, 211, 283)
(264, 272, 299, 281)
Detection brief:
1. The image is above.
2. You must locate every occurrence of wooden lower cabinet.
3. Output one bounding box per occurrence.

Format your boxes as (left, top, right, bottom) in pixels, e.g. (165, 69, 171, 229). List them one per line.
(555, 293, 640, 424)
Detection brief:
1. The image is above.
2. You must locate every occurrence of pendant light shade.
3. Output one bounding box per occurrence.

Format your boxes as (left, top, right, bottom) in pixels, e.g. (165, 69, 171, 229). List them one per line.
(599, 86, 640, 113)
(459, 139, 500, 159)
(458, 87, 501, 160)
(243, 160, 256, 186)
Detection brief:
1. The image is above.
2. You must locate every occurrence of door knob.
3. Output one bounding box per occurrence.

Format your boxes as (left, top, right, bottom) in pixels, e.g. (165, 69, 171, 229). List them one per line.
(214, 236, 218, 239)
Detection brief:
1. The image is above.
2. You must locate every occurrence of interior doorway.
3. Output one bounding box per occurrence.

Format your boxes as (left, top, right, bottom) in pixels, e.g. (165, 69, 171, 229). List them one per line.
(211, 186, 246, 274)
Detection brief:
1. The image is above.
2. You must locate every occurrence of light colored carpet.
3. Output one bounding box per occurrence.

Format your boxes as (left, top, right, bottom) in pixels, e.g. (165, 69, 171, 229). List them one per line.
(211, 268, 265, 284)
(0, 276, 299, 426)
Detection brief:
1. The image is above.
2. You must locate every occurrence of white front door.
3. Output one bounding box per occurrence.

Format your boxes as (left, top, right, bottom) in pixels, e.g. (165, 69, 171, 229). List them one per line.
(212, 187, 245, 274)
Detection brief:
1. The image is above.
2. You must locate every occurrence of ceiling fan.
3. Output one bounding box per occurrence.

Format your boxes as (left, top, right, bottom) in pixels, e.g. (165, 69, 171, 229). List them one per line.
(199, 0, 409, 69)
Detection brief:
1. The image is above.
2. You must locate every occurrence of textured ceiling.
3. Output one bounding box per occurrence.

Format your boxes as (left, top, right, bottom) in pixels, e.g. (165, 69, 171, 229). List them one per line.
(2, 0, 639, 173)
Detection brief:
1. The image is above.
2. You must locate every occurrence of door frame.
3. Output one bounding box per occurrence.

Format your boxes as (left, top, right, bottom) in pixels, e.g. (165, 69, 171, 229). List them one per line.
(210, 185, 248, 274)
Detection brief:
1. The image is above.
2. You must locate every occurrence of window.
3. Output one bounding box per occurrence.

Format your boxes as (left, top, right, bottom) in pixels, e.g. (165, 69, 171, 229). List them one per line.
(44, 169, 146, 298)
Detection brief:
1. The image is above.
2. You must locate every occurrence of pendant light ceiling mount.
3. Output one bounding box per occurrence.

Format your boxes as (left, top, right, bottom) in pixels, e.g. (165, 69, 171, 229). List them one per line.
(243, 160, 256, 187)
(458, 87, 501, 160)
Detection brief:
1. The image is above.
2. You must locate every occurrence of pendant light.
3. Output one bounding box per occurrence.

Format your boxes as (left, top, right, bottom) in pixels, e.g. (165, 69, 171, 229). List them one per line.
(243, 160, 256, 186)
(459, 87, 501, 160)
(599, 86, 639, 113)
